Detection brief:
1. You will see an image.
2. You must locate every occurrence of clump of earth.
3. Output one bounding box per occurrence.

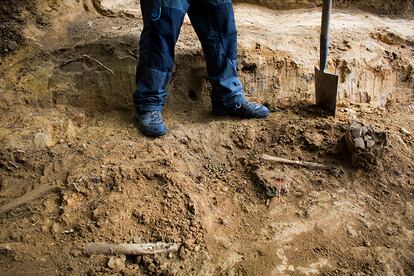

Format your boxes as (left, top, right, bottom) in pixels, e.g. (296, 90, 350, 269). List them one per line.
(345, 121, 389, 170)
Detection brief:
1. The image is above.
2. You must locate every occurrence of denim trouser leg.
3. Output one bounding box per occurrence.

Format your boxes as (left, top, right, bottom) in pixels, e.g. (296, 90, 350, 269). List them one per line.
(134, 0, 189, 113)
(188, 0, 244, 109)
(134, 0, 244, 112)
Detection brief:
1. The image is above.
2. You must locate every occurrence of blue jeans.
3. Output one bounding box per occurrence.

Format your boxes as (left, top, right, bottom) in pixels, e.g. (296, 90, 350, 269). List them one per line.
(134, 0, 244, 113)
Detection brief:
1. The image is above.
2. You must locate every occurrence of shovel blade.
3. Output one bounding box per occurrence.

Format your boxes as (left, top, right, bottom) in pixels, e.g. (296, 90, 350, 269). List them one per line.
(315, 67, 339, 116)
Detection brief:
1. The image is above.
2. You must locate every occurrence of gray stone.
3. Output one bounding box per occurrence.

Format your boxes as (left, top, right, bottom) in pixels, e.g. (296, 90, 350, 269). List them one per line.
(361, 126, 369, 135)
(350, 124, 363, 138)
(354, 137, 365, 149)
(346, 225, 358, 237)
(34, 132, 54, 147)
(108, 256, 126, 270)
(366, 140, 376, 148)
(364, 135, 373, 141)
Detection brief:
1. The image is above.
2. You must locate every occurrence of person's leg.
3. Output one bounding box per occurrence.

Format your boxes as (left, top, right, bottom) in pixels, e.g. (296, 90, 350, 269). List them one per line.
(187, 0, 269, 118)
(134, 0, 190, 136)
(187, 0, 242, 110)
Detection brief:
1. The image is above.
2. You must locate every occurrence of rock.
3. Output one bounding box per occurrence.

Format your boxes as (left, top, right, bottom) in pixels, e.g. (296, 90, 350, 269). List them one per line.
(34, 132, 54, 147)
(107, 256, 126, 270)
(343, 108, 358, 120)
(179, 246, 189, 260)
(350, 124, 363, 138)
(366, 140, 376, 148)
(364, 135, 373, 141)
(51, 223, 62, 234)
(354, 137, 365, 149)
(133, 236, 142, 243)
(400, 127, 411, 135)
(303, 131, 324, 150)
(316, 121, 332, 130)
(346, 225, 358, 237)
(147, 263, 157, 273)
(142, 255, 153, 266)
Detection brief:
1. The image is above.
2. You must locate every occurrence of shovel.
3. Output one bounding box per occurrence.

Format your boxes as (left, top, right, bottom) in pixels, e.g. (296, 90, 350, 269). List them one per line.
(315, 0, 338, 116)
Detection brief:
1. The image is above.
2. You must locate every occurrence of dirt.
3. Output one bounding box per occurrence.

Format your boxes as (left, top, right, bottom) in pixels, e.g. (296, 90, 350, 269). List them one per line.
(0, 0, 414, 275)
(0, 0, 35, 57)
(235, 0, 414, 16)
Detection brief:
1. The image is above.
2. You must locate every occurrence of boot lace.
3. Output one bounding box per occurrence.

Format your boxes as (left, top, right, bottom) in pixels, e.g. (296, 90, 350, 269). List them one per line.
(149, 111, 162, 122)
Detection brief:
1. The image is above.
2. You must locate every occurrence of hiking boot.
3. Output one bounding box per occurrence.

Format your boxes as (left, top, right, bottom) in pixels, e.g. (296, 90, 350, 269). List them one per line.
(137, 111, 167, 137)
(212, 98, 269, 119)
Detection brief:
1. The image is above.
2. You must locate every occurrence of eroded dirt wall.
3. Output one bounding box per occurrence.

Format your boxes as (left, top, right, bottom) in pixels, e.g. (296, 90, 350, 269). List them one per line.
(235, 0, 414, 15)
(1, 0, 412, 58)
(0, 0, 35, 57)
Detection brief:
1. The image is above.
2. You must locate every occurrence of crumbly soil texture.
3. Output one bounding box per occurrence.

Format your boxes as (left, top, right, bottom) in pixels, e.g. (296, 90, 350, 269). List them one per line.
(0, 0, 413, 275)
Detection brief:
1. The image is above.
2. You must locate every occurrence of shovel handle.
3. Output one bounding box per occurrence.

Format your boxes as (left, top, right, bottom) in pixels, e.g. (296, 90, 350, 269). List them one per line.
(320, 0, 332, 71)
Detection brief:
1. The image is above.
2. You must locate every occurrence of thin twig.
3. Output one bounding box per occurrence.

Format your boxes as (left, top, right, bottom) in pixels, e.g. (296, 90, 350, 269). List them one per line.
(59, 54, 115, 76)
(128, 49, 138, 59)
(8, 161, 19, 169)
(82, 54, 115, 76)
(0, 185, 60, 216)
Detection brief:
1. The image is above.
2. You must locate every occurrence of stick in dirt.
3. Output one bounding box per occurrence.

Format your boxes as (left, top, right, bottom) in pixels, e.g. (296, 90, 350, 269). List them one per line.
(59, 54, 116, 76)
(260, 154, 331, 170)
(84, 242, 180, 256)
(0, 185, 60, 216)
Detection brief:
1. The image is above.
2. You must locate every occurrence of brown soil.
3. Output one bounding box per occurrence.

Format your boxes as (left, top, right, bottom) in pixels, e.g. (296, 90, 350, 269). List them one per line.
(0, 0, 35, 57)
(0, 0, 413, 275)
(236, 0, 414, 16)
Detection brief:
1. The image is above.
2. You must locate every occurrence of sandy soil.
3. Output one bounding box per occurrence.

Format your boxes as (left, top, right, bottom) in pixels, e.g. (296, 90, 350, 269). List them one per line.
(0, 1, 413, 275)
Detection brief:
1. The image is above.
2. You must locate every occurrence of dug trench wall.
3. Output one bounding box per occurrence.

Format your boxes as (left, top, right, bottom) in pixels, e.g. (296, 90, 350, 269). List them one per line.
(235, 0, 414, 16)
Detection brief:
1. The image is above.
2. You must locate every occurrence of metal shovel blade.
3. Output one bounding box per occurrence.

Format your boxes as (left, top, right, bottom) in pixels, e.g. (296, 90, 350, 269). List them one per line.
(315, 66, 338, 115)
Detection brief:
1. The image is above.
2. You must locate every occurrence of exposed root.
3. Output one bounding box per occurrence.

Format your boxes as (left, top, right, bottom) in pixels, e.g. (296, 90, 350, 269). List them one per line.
(59, 54, 116, 76)
(0, 185, 60, 216)
(84, 242, 181, 256)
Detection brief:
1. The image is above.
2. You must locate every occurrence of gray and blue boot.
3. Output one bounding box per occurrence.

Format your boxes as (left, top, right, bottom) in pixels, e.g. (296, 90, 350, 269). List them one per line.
(212, 98, 270, 119)
(137, 111, 167, 137)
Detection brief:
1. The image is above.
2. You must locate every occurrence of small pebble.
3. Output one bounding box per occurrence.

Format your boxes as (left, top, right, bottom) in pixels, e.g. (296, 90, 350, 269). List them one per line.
(400, 127, 411, 135)
(367, 140, 376, 148)
(351, 126, 363, 138)
(364, 135, 373, 141)
(354, 137, 366, 149)
(133, 236, 142, 243)
(361, 126, 369, 135)
(107, 256, 126, 270)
